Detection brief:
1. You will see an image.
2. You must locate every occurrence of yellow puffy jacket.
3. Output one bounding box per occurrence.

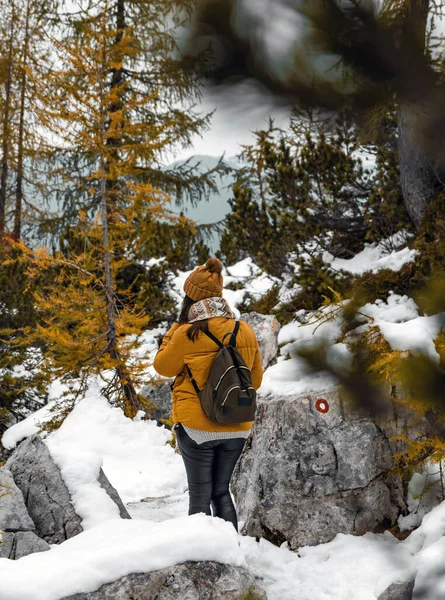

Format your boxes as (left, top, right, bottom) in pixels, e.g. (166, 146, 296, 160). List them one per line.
(153, 317, 263, 432)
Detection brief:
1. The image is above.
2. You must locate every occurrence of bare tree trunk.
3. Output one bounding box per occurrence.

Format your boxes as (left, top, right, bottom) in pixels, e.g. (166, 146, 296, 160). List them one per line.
(110, 0, 125, 102)
(99, 151, 141, 417)
(397, 0, 445, 228)
(99, 9, 141, 418)
(397, 101, 444, 228)
(14, 0, 31, 240)
(105, 0, 125, 214)
(0, 12, 15, 234)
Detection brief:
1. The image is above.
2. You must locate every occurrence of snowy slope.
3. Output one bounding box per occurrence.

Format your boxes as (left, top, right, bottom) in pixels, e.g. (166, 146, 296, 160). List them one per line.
(1, 386, 444, 600)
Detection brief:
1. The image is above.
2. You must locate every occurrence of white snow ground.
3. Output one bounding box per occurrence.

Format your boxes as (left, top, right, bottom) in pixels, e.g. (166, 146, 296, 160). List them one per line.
(1, 382, 444, 600)
(2, 242, 445, 599)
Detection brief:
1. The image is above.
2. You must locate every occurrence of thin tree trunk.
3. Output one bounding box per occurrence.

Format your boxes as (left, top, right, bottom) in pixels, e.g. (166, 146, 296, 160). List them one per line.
(105, 0, 125, 213)
(397, 0, 445, 228)
(0, 11, 15, 234)
(110, 0, 125, 94)
(14, 0, 31, 240)
(100, 148, 141, 417)
(99, 8, 140, 418)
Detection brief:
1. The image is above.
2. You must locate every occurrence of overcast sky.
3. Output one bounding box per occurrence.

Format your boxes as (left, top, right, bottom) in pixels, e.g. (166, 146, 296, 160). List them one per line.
(173, 80, 291, 161)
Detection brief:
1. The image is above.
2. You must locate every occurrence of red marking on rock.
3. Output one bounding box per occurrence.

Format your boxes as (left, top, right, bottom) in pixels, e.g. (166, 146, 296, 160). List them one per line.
(315, 399, 329, 414)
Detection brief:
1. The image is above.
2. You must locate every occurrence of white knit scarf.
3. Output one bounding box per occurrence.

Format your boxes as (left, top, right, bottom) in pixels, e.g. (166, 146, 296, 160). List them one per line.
(188, 297, 236, 323)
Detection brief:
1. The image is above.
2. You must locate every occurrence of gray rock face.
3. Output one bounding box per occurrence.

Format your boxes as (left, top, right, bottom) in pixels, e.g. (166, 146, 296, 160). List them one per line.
(5, 435, 131, 549)
(140, 379, 173, 425)
(62, 561, 266, 600)
(6, 434, 83, 544)
(378, 581, 414, 600)
(0, 467, 35, 531)
(232, 387, 406, 549)
(0, 466, 51, 559)
(98, 469, 131, 520)
(0, 531, 50, 559)
(0, 441, 13, 464)
(240, 312, 280, 369)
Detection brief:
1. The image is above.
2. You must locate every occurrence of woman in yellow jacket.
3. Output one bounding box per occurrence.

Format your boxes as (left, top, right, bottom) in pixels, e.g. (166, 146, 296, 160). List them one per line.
(154, 258, 263, 531)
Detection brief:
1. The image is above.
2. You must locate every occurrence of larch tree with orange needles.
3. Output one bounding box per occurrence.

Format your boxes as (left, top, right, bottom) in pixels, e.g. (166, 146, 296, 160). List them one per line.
(6, 2, 203, 423)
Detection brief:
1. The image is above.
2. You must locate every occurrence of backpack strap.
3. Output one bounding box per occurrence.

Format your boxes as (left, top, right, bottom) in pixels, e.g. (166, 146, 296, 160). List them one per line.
(185, 364, 201, 395)
(203, 320, 240, 348)
(222, 320, 240, 347)
(231, 320, 240, 347)
(202, 329, 224, 348)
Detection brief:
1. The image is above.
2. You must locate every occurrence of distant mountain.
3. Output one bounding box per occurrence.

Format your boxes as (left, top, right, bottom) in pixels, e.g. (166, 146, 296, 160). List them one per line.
(165, 154, 240, 252)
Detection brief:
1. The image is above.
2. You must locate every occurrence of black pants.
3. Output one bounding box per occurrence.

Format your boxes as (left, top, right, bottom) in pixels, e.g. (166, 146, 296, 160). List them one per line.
(175, 423, 246, 531)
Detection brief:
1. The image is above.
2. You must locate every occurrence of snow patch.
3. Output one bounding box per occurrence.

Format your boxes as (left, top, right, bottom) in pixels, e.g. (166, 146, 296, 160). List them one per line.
(0, 515, 244, 600)
(323, 235, 417, 275)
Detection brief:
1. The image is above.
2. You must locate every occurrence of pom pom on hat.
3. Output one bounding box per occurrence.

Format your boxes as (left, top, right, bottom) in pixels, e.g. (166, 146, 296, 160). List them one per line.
(183, 257, 224, 301)
(205, 257, 222, 274)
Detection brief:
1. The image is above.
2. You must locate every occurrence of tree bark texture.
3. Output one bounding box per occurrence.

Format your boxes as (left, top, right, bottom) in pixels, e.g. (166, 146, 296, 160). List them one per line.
(99, 14, 141, 419)
(0, 14, 15, 234)
(14, 0, 31, 239)
(397, 100, 444, 228)
(397, 0, 445, 228)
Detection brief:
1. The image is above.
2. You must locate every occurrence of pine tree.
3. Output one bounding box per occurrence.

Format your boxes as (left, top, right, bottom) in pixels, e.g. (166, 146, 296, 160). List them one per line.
(0, 0, 58, 239)
(0, 0, 60, 448)
(0, 1, 17, 234)
(3, 4, 184, 421)
(2, 0, 229, 424)
(221, 111, 374, 277)
(364, 108, 414, 243)
(38, 0, 225, 242)
(220, 181, 261, 266)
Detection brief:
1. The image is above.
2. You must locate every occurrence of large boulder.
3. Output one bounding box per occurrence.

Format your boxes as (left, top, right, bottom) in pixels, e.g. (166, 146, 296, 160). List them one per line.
(378, 581, 414, 600)
(0, 466, 50, 559)
(0, 530, 50, 560)
(62, 561, 266, 600)
(232, 387, 406, 550)
(5, 434, 131, 546)
(240, 312, 280, 369)
(0, 467, 35, 532)
(6, 435, 83, 544)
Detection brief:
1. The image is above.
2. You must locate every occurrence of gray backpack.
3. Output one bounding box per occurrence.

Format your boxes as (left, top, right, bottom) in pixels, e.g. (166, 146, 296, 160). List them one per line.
(185, 321, 257, 424)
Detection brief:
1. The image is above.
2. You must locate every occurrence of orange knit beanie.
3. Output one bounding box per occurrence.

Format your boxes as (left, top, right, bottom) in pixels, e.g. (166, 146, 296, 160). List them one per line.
(183, 258, 223, 301)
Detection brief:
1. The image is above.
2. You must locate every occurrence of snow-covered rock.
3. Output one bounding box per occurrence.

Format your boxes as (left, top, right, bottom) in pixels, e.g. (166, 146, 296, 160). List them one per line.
(232, 387, 406, 549)
(5, 435, 83, 544)
(377, 581, 414, 600)
(240, 312, 280, 369)
(322, 233, 417, 275)
(61, 561, 266, 600)
(5, 434, 131, 545)
(5, 380, 445, 599)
